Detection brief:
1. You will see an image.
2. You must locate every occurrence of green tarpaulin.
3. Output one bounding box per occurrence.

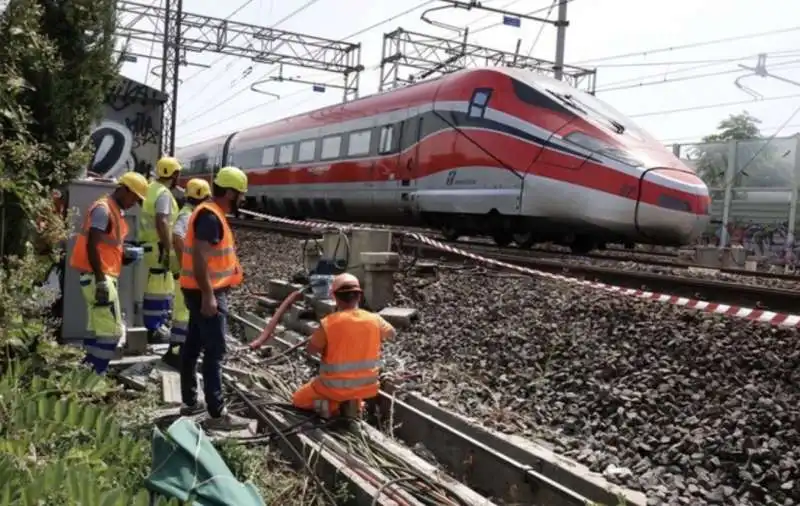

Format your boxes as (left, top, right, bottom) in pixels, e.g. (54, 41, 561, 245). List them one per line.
(145, 418, 265, 506)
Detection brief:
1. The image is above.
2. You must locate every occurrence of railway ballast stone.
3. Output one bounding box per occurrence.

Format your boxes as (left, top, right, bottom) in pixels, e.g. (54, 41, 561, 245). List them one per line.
(233, 228, 800, 506)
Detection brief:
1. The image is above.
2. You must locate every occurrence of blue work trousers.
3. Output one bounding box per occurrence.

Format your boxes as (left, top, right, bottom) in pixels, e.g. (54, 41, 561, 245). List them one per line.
(180, 288, 228, 417)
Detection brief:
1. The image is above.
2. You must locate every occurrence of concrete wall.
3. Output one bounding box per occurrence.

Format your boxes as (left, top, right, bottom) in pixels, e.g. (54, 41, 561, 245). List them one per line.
(86, 77, 167, 180)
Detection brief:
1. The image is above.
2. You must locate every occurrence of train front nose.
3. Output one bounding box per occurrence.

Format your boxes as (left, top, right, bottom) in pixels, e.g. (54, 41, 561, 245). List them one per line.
(635, 168, 711, 245)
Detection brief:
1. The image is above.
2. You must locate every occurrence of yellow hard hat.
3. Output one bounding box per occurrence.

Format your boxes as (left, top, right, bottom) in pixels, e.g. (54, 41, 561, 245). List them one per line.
(185, 178, 211, 200)
(118, 172, 148, 201)
(214, 166, 248, 193)
(331, 273, 362, 294)
(156, 156, 182, 178)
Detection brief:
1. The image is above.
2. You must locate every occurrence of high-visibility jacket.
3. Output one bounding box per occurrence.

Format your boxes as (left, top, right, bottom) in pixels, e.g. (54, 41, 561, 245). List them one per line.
(314, 309, 382, 402)
(139, 181, 178, 244)
(179, 201, 243, 290)
(69, 196, 128, 277)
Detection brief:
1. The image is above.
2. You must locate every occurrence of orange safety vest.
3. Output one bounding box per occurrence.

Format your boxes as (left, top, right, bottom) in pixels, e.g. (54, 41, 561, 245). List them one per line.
(179, 201, 243, 290)
(69, 196, 128, 277)
(314, 309, 382, 402)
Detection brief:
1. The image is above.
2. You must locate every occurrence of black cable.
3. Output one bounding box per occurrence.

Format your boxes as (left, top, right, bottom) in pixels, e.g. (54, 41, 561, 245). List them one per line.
(224, 378, 339, 505)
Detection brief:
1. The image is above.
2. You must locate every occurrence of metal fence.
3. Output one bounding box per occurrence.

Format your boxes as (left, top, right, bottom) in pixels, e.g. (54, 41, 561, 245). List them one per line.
(670, 134, 800, 265)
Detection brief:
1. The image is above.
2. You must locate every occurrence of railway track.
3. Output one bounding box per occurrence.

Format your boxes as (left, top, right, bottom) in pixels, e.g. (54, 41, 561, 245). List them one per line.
(221, 304, 644, 506)
(230, 217, 800, 316)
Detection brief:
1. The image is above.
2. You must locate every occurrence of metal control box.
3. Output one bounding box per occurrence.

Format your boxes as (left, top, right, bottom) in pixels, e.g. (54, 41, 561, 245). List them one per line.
(61, 180, 145, 341)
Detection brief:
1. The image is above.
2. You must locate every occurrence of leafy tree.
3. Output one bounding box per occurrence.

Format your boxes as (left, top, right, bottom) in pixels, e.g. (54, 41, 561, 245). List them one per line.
(0, 0, 119, 354)
(0, 0, 119, 260)
(685, 111, 794, 192)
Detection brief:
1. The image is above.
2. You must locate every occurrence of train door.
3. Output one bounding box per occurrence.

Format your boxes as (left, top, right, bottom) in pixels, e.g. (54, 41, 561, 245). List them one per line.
(371, 114, 405, 221)
(396, 107, 422, 218)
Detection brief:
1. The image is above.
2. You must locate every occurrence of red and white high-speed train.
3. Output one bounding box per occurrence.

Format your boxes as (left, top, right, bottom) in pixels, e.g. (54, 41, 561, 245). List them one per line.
(176, 67, 711, 252)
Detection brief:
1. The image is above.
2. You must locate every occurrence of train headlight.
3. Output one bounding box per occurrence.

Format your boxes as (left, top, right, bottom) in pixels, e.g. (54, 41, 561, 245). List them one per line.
(564, 132, 644, 168)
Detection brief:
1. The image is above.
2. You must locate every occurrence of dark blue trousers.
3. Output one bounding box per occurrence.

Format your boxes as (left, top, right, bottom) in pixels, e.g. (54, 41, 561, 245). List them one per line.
(180, 289, 228, 417)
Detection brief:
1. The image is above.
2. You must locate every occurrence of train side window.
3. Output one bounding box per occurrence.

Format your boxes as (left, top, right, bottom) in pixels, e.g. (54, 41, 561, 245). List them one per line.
(348, 129, 371, 156)
(261, 147, 276, 167)
(278, 143, 295, 165)
(321, 135, 342, 160)
(468, 88, 493, 119)
(297, 140, 316, 162)
(378, 125, 396, 154)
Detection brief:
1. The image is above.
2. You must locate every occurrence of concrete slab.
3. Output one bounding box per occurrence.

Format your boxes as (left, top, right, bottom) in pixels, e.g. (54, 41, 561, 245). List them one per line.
(267, 279, 303, 301)
(378, 307, 419, 329)
(304, 293, 337, 318)
(161, 370, 182, 404)
(117, 360, 156, 390)
(108, 355, 160, 369)
(255, 296, 282, 311)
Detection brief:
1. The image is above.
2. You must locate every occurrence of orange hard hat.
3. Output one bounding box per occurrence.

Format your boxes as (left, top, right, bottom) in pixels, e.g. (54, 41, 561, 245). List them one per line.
(331, 273, 362, 294)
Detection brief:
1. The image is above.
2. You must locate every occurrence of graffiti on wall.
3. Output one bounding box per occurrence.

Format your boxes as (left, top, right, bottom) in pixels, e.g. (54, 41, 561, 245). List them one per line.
(87, 79, 162, 179)
(700, 220, 798, 266)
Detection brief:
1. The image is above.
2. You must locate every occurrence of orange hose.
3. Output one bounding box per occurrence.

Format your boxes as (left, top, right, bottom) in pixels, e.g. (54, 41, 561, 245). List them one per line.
(248, 289, 305, 349)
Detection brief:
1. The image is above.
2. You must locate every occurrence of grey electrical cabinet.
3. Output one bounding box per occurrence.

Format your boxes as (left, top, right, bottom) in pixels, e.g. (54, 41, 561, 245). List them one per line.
(61, 180, 146, 342)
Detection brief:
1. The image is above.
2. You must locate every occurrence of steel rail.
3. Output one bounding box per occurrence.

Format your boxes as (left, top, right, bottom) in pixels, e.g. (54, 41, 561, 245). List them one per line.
(230, 218, 800, 313)
(229, 311, 645, 506)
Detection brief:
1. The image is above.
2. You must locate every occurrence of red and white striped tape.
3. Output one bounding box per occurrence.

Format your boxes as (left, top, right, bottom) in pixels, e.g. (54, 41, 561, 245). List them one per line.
(238, 210, 800, 328)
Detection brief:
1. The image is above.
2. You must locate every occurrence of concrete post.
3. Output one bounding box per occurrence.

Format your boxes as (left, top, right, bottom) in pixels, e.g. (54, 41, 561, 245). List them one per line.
(360, 252, 400, 312)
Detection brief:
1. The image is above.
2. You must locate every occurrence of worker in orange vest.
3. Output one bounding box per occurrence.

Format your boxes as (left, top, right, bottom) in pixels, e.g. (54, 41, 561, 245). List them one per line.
(292, 273, 396, 419)
(178, 166, 250, 430)
(69, 172, 148, 373)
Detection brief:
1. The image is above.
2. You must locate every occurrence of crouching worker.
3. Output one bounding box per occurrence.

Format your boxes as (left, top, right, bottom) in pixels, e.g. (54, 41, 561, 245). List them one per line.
(69, 172, 148, 374)
(162, 178, 211, 369)
(292, 273, 396, 419)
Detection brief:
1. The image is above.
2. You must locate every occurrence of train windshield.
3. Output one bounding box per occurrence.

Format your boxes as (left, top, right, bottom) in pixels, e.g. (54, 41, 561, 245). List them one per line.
(510, 69, 653, 142)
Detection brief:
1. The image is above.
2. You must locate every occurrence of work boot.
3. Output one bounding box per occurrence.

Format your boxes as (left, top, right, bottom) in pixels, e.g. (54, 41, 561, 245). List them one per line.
(179, 400, 206, 417)
(204, 409, 251, 431)
(148, 325, 170, 344)
(161, 344, 181, 370)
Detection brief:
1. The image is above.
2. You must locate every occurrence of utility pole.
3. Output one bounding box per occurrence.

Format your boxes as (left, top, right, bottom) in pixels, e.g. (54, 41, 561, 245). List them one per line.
(553, 0, 568, 81)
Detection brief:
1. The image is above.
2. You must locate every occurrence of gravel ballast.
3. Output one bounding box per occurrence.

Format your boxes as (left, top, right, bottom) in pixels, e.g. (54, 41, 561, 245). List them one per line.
(233, 227, 800, 506)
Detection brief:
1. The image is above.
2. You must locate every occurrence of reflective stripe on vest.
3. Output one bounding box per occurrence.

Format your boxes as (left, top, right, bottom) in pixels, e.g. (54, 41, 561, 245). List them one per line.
(139, 181, 178, 244)
(316, 309, 382, 399)
(178, 201, 243, 290)
(69, 197, 128, 277)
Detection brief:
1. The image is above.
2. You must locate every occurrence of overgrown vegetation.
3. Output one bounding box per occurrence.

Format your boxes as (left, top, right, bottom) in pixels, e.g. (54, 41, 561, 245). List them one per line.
(0, 2, 323, 504)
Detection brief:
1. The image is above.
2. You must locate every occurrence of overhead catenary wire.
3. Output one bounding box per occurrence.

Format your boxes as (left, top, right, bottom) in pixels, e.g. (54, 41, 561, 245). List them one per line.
(176, 0, 324, 120)
(629, 93, 800, 119)
(525, 0, 557, 57)
(142, 0, 165, 87)
(177, 0, 441, 137)
(571, 25, 800, 65)
(660, 123, 800, 144)
(595, 50, 800, 91)
(597, 59, 800, 93)
(178, 0, 573, 141)
(177, 0, 260, 86)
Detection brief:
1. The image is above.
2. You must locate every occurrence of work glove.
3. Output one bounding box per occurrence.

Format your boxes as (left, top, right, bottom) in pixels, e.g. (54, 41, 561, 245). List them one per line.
(158, 243, 171, 270)
(95, 279, 110, 305)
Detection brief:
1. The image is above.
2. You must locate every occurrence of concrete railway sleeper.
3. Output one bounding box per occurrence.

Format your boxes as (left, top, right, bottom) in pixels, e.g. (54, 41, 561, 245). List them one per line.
(228, 311, 644, 506)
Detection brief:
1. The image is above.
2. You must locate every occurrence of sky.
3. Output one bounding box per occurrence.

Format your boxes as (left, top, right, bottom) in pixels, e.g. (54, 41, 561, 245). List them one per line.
(115, 0, 800, 149)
